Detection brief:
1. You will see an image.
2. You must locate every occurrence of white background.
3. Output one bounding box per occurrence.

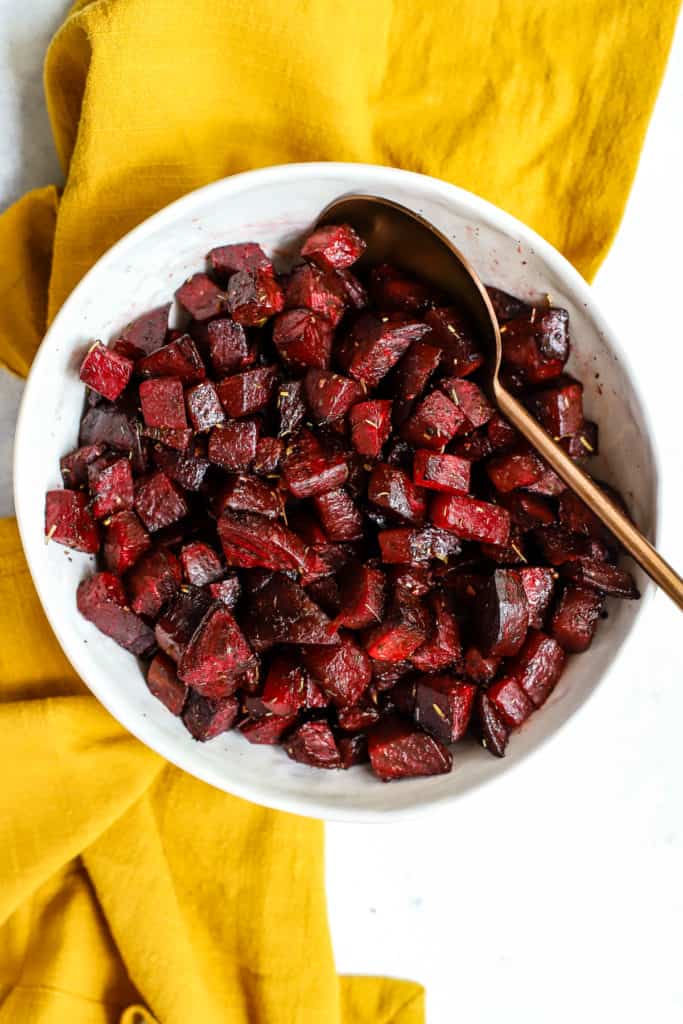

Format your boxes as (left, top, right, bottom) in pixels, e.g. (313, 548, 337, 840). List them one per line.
(1, 3, 682, 1022)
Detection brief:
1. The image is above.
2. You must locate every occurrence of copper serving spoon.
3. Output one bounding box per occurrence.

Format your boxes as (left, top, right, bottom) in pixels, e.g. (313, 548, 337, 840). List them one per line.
(317, 194, 683, 609)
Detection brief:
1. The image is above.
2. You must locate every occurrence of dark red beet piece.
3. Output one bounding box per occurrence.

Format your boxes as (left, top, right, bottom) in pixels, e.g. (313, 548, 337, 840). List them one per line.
(348, 400, 393, 457)
(336, 703, 380, 732)
(414, 676, 476, 743)
(138, 335, 206, 383)
(182, 691, 239, 741)
(533, 525, 591, 566)
(218, 511, 327, 578)
(178, 604, 253, 697)
(338, 733, 370, 768)
(558, 488, 622, 550)
(79, 408, 143, 475)
(342, 313, 430, 387)
(240, 713, 298, 745)
(301, 223, 365, 270)
(126, 548, 182, 618)
(176, 273, 227, 320)
(273, 309, 333, 371)
(155, 585, 212, 662)
(284, 720, 341, 769)
(501, 307, 568, 382)
(152, 443, 210, 492)
(208, 241, 271, 276)
(369, 263, 437, 312)
(277, 378, 306, 438)
(142, 426, 193, 452)
(487, 677, 534, 728)
(304, 368, 361, 423)
(486, 446, 545, 493)
(76, 572, 156, 656)
(112, 303, 170, 360)
(185, 381, 225, 432)
(476, 690, 510, 757)
(487, 413, 520, 451)
(378, 526, 461, 564)
(284, 263, 346, 326)
(499, 491, 555, 530)
(303, 634, 372, 708)
(244, 574, 338, 650)
(88, 456, 135, 519)
(529, 379, 584, 438)
(207, 420, 259, 471)
(134, 471, 188, 532)
(368, 715, 452, 781)
(332, 268, 368, 309)
(368, 463, 426, 525)
(217, 365, 277, 418)
(215, 475, 281, 520)
(195, 318, 252, 376)
(389, 676, 418, 716)
(209, 574, 241, 608)
(60, 444, 106, 488)
(364, 598, 429, 662)
(139, 377, 187, 429)
(146, 653, 188, 715)
(526, 467, 567, 497)
(560, 421, 599, 459)
(551, 585, 604, 652)
(507, 630, 566, 708)
(253, 436, 284, 476)
(401, 390, 466, 450)
(464, 647, 500, 684)
(441, 378, 494, 430)
(485, 286, 530, 324)
(314, 488, 364, 541)
(180, 541, 224, 586)
(480, 523, 528, 565)
(519, 566, 556, 628)
(424, 307, 484, 377)
(281, 431, 348, 498)
(450, 429, 494, 462)
(431, 494, 510, 546)
(413, 450, 471, 495)
(476, 569, 529, 658)
(79, 342, 133, 402)
(332, 563, 386, 630)
(261, 654, 310, 716)
(389, 564, 434, 601)
(561, 560, 639, 599)
(411, 592, 461, 672)
(103, 510, 151, 574)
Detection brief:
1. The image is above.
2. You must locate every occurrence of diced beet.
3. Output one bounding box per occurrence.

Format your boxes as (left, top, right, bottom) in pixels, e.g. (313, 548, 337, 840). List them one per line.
(139, 377, 187, 430)
(411, 592, 462, 672)
(378, 526, 461, 564)
(240, 713, 298, 745)
(389, 564, 434, 600)
(501, 307, 569, 382)
(424, 307, 484, 377)
(281, 431, 348, 498)
(253, 436, 283, 476)
(560, 421, 599, 459)
(152, 443, 210, 492)
(180, 541, 224, 586)
(314, 488, 363, 541)
(277, 378, 306, 438)
(551, 585, 604, 652)
(303, 634, 372, 708)
(506, 630, 566, 708)
(60, 444, 106, 488)
(364, 599, 430, 662)
(560, 560, 639, 599)
(301, 223, 365, 270)
(284, 263, 346, 325)
(218, 511, 327, 579)
(476, 569, 529, 657)
(558, 489, 621, 550)
(79, 342, 133, 401)
(217, 365, 277, 418)
(464, 646, 500, 684)
(487, 677, 534, 728)
(273, 309, 333, 371)
(305, 574, 341, 617)
(284, 720, 341, 769)
(393, 339, 442, 422)
(533, 525, 591, 566)
(134, 471, 188, 532)
(485, 286, 530, 324)
(529, 379, 584, 438)
(525, 467, 567, 497)
(208, 241, 272, 276)
(103, 510, 151, 573)
(338, 733, 369, 768)
(261, 654, 310, 715)
(142, 426, 193, 451)
(332, 268, 368, 309)
(215, 475, 281, 519)
(176, 273, 228, 321)
(193, 318, 252, 377)
(228, 267, 284, 326)
(389, 676, 418, 715)
(146, 652, 188, 714)
(80, 407, 147, 473)
(480, 522, 528, 565)
(369, 263, 437, 312)
(304, 368, 361, 423)
(87, 456, 135, 519)
(112, 303, 170, 360)
(368, 463, 426, 525)
(126, 548, 182, 617)
(487, 413, 520, 451)
(476, 690, 510, 757)
(178, 604, 253, 696)
(499, 491, 555, 530)
(342, 313, 430, 387)
(368, 715, 452, 781)
(77, 572, 156, 656)
(185, 381, 225, 432)
(182, 691, 239, 741)
(519, 566, 556, 628)
(336, 703, 380, 732)
(401, 390, 466, 450)
(209, 574, 241, 608)
(413, 450, 471, 495)
(348, 400, 393, 457)
(431, 494, 510, 546)
(208, 420, 259, 471)
(332, 564, 385, 630)
(486, 446, 545, 493)
(155, 585, 212, 662)
(441, 378, 494, 430)
(450, 430, 494, 462)
(138, 335, 206, 383)
(414, 675, 476, 743)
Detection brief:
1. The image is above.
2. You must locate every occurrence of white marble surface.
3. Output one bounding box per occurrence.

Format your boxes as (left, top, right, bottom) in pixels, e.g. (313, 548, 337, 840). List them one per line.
(1, 5, 682, 1023)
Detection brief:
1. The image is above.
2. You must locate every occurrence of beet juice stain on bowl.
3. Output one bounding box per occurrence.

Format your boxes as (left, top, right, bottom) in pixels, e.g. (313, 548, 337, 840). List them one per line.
(44, 218, 640, 784)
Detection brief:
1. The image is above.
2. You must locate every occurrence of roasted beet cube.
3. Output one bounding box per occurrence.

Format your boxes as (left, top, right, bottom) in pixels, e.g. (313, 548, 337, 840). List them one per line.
(79, 408, 141, 472)
(277, 378, 306, 437)
(142, 426, 193, 452)
(314, 488, 363, 541)
(414, 675, 476, 743)
(424, 307, 484, 377)
(201, 318, 254, 378)
(401, 390, 466, 450)
(485, 286, 530, 324)
(154, 585, 212, 662)
(487, 677, 534, 728)
(209, 574, 241, 608)
(240, 713, 298, 745)
(476, 569, 529, 658)
(558, 489, 620, 550)
(284, 720, 341, 769)
(178, 604, 253, 697)
(305, 574, 341, 617)
(533, 525, 591, 566)
(217, 365, 277, 418)
(378, 526, 461, 564)
(526, 467, 567, 496)
(450, 429, 494, 462)
(499, 491, 555, 530)
(336, 703, 380, 732)
(176, 273, 227, 320)
(301, 223, 365, 270)
(60, 443, 106, 488)
(486, 446, 545, 493)
(185, 381, 225, 432)
(529, 379, 584, 438)
(146, 652, 188, 714)
(368, 715, 452, 781)
(228, 267, 284, 326)
(333, 268, 368, 309)
(303, 634, 372, 707)
(519, 566, 556, 628)
(253, 436, 284, 476)
(431, 494, 510, 546)
(138, 335, 206, 383)
(77, 572, 156, 656)
(208, 420, 259, 471)
(183, 691, 239, 741)
(87, 456, 135, 519)
(244, 574, 338, 650)
(560, 559, 639, 599)
(215, 474, 281, 519)
(364, 598, 429, 662)
(273, 309, 333, 371)
(369, 263, 438, 313)
(342, 313, 430, 387)
(208, 241, 272, 276)
(103, 510, 150, 573)
(281, 431, 348, 498)
(464, 646, 500, 684)
(180, 541, 224, 586)
(218, 511, 326, 578)
(79, 342, 133, 402)
(389, 564, 434, 600)
(139, 377, 187, 430)
(284, 263, 346, 326)
(303, 368, 360, 423)
(337, 733, 368, 768)
(393, 339, 442, 421)
(442, 378, 494, 430)
(112, 303, 170, 360)
(411, 592, 461, 673)
(45, 489, 100, 553)
(413, 450, 471, 495)
(152, 443, 210, 492)
(126, 548, 182, 617)
(261, 654, 310, 715)
(480, 522, 528, 565)
(487, 413, 520, 451)
(476, 690, 510, 757)
(501, 307, 569, 382)
(507, 630, 566, 708)
(134, 471, 188, 532)
(368, 463, 426, 525)
(332, 564, 385, 630)
(348, 400, 393, 457)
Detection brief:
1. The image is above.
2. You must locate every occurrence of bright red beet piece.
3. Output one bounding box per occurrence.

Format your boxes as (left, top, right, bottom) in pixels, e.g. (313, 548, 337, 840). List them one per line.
(77, 572, 156, 656)
(393, 339, 442, 422)
(273, 309, 333, 370)
(314, 488, 363, 541)
(301, 223, 365, 270)
(337, 703, 380, 732)
(79, 342, 133, 402)
(217, 365, 277, 418)
(182, 691, 239, 741)
(253, 436, 284, 476)
(185, 381, 225, 432)
(178, 604, 253, 697)
(507, 630, 566, 708)
(378, 526, 461, 564)
(134, 471, 188, 532)
(146, 653, 188, 715)
(413, 450, 471, 495)
(414, 675, 476, 743)
(303, 634, 372, 707)
(176, 273, 227, 320)
(529, 379, 584, 438)
(60, 444, 106, 488)
(261, 654, 310, 716)
(487, 677, 534, 728)
(369, 463, 426, 525)
(348, 400, 393, 457)
(208, 241, 272, 276)
(560, 559, 639, 599)
(476, 569, 529, 658)
(304, 368, 361, 423)
(281, 431, 348, 498)
(368, 715, 452, 781)
(441, 378, 494, 430)
(88, 456, 135, 519)
(424, 307, 484, 377)
(411, 591, 461, 672)
(364, 598, 429, 662)
(138, 335, 206, 383)
(240, 713, 298, 745)
(207, 420, 259, 471)
(142, 426, 193, 451)
(218, 511, 327, 578)
(227, 267, 284, 326)
(155, 585, 212, 662)
(112, 303, 170, 360)
(486, 446, 545, 493)
(284, 720, 341, 769)
(401, 390, 466, 450)
(431, 494, 510, 546)
(103, 510, 151, 573)
(180, 541, 224, 586)
(476, 690, 510, 757)
(284, 263, 346, 325)
(215, 474, 281, 519)
(244, 574, 338, 650)
(332, 564, 385, 630)
(519, 566, 556, 628)
(342, 313, 430, 387)
(126, 548, 182, 617)
(464, 646, 500, 684)
(152, 444, 209, 492)
(139, 377, 187, 429)
(209, 574, 241, 608)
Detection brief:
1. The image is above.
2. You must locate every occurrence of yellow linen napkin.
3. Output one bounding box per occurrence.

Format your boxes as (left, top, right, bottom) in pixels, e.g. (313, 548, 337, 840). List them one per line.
(1, 1, 679, 1021)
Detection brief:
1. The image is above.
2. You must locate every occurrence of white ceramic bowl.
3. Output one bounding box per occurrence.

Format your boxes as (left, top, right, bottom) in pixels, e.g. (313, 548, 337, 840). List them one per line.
(14, 163, 658, 821)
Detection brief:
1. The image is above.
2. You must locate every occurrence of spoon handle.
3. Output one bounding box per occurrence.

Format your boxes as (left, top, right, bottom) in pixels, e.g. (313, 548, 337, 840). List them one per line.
(495, 384, 683, 610)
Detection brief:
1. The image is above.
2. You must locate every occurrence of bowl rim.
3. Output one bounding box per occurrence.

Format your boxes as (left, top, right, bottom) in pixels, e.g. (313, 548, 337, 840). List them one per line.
(13, 161, 661, 822)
